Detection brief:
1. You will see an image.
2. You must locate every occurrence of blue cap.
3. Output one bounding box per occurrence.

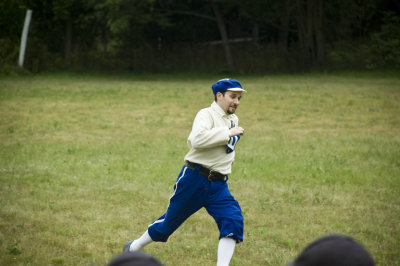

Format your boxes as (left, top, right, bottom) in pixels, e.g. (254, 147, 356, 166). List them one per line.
(212, 78, 246, 95)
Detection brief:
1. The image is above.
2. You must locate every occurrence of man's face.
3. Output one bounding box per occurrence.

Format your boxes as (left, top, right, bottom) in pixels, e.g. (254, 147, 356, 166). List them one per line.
(217, 90, 243, 114)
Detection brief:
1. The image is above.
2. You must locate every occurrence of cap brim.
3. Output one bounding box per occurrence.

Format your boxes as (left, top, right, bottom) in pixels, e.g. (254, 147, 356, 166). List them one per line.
(227, 88, 247, 93)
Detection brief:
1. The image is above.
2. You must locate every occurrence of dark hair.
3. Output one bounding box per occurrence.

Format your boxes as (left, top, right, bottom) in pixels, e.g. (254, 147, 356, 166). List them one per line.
(108, 251, 163, 266)
(288, 234, 375, 266)
(214, 91, 226, 102)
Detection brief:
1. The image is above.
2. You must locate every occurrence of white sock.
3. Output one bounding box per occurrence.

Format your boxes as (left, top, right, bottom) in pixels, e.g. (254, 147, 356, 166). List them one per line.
(129, 230, 153, 252)
(217, 237, 236, 266)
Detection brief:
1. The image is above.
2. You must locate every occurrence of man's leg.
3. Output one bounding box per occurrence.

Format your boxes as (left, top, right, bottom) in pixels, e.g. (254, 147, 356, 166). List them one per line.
(124, 230, 153, 252)
(206, 180, 244, 265)
(147, 166, 206, 242)
(217, 237, 236, 266)
(124, 165, 207, 251)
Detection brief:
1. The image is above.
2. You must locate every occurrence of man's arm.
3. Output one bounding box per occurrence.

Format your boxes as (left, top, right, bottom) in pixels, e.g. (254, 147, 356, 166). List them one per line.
(188, 110, 230, 149)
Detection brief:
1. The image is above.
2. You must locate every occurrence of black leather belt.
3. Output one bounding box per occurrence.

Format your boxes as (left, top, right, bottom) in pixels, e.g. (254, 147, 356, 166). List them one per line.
(186, 161, 227, 181)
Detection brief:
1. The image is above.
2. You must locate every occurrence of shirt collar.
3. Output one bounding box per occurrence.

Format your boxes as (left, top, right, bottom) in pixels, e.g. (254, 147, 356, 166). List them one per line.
(211, 101, 231, 118)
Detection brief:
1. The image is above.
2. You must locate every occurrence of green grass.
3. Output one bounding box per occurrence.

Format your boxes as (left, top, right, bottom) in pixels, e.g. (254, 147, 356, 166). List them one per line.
(0, 72, 399, 265)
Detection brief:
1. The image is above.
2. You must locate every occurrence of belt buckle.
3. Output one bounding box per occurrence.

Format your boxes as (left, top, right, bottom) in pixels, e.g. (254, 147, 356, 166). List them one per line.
(208, 170, 216, 181)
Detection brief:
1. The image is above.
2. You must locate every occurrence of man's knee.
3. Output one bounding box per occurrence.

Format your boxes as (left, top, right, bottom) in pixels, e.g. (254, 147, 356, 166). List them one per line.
(218, 217, 244, 243)
(147, 226, 170, 242)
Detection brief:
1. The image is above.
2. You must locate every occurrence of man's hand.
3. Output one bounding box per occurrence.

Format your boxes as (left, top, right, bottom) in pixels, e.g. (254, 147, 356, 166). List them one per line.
(229, 126, 245, 137)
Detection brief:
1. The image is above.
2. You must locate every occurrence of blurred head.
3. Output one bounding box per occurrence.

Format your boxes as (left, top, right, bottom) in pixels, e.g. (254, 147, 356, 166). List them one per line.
(108, 251, 163, 266)
(287, 234, 375, 266)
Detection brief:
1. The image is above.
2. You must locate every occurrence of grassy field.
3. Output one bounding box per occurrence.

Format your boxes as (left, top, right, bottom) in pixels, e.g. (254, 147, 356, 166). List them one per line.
(0, 72, 399, 265)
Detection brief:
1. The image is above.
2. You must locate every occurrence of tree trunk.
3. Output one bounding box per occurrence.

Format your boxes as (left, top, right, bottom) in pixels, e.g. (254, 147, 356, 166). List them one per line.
(102, 27, 108, 57)
(278, 0, 291, 54)
(295, 0, 325, 69)
(295, 0, 309, 67)
(307, 0, 314, 63)
(253, 23, 261, 49)
(65, 16, 72, 68)
(313, 0, 325, 67)
(211, 0, 235, 72)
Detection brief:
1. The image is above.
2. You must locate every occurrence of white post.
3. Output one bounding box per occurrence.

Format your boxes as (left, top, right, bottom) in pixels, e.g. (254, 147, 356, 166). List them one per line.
(18, 9, 33, 68)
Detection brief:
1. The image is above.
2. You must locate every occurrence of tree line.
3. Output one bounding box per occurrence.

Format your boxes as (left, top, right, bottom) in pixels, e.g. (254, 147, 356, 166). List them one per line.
(1, 0, 399, 74)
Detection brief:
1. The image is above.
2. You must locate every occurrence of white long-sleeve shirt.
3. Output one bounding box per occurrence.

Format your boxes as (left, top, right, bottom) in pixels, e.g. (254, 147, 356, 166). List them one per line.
(184, 101, 239, 175)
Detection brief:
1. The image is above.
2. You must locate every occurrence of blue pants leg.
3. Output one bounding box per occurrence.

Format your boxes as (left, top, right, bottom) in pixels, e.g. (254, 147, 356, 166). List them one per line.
(205, 181, 244, 243)
(148, 165, 208, 242)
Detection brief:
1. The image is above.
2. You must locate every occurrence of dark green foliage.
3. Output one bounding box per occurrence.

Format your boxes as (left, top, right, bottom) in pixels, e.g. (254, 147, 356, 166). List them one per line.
(366, 12, 400, 69)
(0, 0, 399, 73)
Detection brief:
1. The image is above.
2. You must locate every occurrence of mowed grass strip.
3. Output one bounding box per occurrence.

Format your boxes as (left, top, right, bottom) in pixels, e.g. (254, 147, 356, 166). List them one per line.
(0, 72, 399, 265)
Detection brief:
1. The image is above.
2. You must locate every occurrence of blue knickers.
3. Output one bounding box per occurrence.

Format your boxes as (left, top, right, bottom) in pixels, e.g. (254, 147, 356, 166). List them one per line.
(147, 164, 244, 243)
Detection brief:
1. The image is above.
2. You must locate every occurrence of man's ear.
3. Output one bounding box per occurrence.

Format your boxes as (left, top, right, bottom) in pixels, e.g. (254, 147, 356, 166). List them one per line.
(216, 92, 223, 101)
